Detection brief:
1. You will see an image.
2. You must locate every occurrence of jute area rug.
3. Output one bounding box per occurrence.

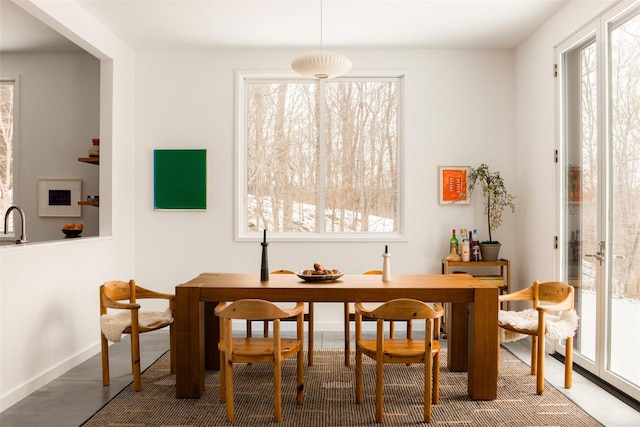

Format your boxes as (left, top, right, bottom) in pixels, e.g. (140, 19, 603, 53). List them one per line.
(83, 348, 601, 427)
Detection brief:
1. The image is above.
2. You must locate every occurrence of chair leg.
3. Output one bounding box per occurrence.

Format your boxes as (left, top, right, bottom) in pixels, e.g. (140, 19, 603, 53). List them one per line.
(355, 314, 363, 405)
(274, 356, 282, 422)
(225, 353, 234, 421)
(355, 346, 363, 404)
(219, 350, 226, 403)
(344, 303, 351, 366)
(308, 302, 314, 366)
(536, 333, 545, 395)
(296, 348, 305, 404)
(530, 336, 538, 376)
(100, 333, 110, 386)
(375, 321, 384, 423)
(274, 318, 283, 422)
(131, 334, 142, 391)
(130, 312, 142, 392)
(297, 312, 305, 405)
(425, 349, 432, 423)
(375, 352, 384, 422)
(433, 351, 440, 404)
(246, 320, 252, 337)
(564, 337, 574, 389)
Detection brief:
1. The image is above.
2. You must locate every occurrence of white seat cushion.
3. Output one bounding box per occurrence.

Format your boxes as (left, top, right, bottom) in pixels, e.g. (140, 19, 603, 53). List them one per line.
(498, 308, 579, 343)
(101, 308, 172, 342)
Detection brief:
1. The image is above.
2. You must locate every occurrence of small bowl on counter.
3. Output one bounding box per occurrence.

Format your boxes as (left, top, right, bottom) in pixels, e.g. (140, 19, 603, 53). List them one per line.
(62, 223, 83, 238)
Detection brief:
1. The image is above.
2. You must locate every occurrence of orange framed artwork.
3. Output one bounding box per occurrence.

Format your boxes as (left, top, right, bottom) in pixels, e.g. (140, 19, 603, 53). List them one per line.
(439, 166, 470, 204)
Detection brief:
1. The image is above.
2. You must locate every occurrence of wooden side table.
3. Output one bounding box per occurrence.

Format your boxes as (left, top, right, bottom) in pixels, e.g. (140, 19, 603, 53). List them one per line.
(441, 258, 511, 299)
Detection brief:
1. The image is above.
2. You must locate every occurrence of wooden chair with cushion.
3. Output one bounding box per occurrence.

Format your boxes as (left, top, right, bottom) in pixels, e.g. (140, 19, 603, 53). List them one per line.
(216, 299, 305, 422)
(100, 279, 175, 391)
(246, 269, 315, 365)
(355, 298, 444, 423)
(498, 280, 579, 395)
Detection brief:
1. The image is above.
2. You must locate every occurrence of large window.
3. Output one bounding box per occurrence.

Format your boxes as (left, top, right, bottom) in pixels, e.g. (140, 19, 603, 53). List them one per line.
(236, 75, 403, 240)
(0, 79, 15, 230)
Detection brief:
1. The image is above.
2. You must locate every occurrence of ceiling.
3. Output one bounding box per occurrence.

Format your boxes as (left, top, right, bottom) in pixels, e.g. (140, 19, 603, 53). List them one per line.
(1, 0, 571, 53)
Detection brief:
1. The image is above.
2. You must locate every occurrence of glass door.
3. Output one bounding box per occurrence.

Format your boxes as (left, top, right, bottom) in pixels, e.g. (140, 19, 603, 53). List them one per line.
(560, 2, 640, 400)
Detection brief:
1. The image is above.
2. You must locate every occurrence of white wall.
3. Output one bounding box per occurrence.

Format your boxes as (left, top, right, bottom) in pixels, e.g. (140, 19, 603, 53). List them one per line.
(133, 48, 518, 329)
(1, 51, 100, 242)
(0, 0, 135, 411)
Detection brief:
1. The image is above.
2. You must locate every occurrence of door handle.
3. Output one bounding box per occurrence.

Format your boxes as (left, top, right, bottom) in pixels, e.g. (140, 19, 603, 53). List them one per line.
(585, 241, 605, 265)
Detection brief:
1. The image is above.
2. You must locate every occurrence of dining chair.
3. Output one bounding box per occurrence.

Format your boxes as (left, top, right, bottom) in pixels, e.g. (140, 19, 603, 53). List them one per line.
(100, 279, 175, 391)
(498, 280, 578, 394)
(344, 270, 402, 366)
(246, 269, 315, 365)
(216, 299, 305, 422)
(355, 298, 444, 423)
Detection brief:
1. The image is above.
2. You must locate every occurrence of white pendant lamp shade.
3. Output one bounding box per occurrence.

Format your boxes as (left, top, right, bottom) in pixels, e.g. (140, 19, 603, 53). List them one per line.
(291, 50, 352, 79)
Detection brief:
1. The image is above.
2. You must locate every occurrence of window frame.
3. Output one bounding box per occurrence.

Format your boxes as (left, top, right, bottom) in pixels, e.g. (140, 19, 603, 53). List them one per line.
(234, 71, 407, 242)
(0, 75, 19, 236)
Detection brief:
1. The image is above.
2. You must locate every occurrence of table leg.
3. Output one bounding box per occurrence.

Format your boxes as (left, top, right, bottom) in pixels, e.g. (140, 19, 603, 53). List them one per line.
(446, 302, 469, 371)
(467, 286, 498, 400)
(204, 301, 220, 369)
(175, 286, 205, 398)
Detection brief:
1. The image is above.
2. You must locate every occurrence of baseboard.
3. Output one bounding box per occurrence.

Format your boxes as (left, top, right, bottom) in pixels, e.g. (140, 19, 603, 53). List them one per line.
(0, 342, 101, 413)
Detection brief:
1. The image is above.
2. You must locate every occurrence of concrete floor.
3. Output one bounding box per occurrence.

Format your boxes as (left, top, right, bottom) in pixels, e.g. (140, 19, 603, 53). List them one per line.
(1, 331, 638, 426)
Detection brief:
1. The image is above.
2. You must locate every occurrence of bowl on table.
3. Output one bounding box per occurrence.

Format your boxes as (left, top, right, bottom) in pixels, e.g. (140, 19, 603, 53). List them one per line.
(296, 270, 343, 282)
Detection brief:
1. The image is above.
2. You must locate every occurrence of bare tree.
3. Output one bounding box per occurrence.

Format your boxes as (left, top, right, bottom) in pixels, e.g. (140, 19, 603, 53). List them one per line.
(0, 83, 14, 215)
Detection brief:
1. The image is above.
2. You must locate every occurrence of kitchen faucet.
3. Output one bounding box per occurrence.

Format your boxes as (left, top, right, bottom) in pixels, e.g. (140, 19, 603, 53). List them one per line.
(3, 205, 28, 244)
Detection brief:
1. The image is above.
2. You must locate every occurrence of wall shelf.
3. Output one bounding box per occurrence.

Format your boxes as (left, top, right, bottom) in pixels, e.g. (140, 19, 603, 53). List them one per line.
(78, 157, 99, 165)
(78, 156, 99, 206)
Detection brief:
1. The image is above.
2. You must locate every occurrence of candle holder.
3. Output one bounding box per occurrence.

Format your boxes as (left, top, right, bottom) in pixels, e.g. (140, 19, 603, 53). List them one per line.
(382, 247, 391, 282)
(260, 230, 269, 281)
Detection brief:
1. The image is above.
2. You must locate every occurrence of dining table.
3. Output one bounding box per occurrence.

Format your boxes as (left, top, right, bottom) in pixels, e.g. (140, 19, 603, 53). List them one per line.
(174, 272, 499, 400)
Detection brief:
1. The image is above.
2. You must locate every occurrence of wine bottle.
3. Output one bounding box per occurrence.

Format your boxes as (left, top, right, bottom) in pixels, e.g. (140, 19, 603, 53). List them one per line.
(449, 229, 459, 255)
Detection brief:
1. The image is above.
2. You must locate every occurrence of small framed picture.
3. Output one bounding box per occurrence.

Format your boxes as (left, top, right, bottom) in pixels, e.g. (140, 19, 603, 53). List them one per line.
(439, 166, 470, 205)
(38, 179, 82, 217)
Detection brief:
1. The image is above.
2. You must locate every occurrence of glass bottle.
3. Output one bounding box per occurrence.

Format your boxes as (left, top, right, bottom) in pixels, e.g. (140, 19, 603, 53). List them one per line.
(461, 230, 470, 262)
(449, 229, 459, 256)
(472, 229, 480, 261)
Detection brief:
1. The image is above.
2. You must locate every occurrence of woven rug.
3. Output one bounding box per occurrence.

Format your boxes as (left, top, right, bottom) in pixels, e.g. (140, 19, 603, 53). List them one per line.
(83, 348, 601, 426)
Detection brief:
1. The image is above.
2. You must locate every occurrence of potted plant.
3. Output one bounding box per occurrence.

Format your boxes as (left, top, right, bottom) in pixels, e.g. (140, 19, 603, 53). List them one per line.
(465, 163, 516, 261)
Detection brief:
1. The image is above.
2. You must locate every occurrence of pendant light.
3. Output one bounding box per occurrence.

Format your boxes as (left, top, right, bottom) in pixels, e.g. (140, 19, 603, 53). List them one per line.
(291, 0, 351, 79)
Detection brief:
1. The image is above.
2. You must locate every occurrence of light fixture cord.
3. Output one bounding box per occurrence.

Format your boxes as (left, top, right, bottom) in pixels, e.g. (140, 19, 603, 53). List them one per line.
(319, 0, 324, 51)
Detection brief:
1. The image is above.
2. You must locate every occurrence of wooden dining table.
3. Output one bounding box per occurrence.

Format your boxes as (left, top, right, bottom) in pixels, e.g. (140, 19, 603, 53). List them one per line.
(174, 272, 499, 400)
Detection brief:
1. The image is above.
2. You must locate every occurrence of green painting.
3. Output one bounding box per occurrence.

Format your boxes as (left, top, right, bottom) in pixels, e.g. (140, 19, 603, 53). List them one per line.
(154, 149, 206, 210)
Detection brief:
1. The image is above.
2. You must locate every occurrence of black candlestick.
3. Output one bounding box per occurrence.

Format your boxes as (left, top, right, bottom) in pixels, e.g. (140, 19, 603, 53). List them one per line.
(260, 230, 269, 281)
